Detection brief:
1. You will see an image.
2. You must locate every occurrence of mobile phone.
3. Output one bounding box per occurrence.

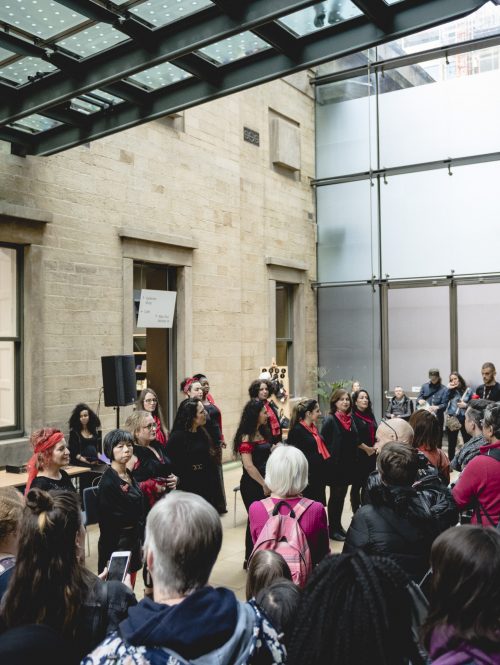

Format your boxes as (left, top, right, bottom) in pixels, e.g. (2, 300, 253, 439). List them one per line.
(107, 551, 131, 582)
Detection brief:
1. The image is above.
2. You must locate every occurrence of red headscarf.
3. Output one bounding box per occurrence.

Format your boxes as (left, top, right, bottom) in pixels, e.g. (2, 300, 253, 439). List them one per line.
(25, 430, 64, 494)
(182, 377, 195, 395)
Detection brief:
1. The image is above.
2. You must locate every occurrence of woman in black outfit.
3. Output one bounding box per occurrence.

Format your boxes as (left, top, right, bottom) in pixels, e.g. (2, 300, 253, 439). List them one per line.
(97, 429, 145, 586)
(351, 389, 377, 513)
(125, 411, 177, 511)
(321, 389, 359, 541)
(248, 379, 282, 445)
(68, 403, 102, 468)
(26, 428, 76, 494)
(287, 398, 330, 504)
(166, 399, 222, 511)
(234, 399, 272, 563)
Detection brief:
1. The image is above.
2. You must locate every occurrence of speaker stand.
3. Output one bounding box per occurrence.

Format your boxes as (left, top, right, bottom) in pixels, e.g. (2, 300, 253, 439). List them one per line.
(114, 406, 120, 429)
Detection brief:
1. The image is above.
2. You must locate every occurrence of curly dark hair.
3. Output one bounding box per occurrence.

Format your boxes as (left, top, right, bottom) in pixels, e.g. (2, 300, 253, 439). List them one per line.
(287, 551, 424, 665)
(68, 403, 100, 436)
(352, 389, 374, 418)
(248, 379, 273, 399)
(171, 398, 201, 432)
(233, 399, 266, 455)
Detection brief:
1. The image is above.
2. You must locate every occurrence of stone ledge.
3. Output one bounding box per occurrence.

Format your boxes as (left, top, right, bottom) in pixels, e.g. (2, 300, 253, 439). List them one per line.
(0, 201, 53, 224)
(265, 256, 308, 271)
(0, 437, 31, 468)
(119, 227, 198, 250)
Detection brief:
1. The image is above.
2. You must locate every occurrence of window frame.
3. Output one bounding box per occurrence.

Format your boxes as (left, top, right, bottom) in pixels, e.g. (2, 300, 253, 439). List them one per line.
(0, 243, 23, 439)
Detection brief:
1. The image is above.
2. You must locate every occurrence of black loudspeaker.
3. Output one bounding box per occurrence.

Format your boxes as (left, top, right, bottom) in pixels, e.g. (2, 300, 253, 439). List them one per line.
(101, 355, 137, 407)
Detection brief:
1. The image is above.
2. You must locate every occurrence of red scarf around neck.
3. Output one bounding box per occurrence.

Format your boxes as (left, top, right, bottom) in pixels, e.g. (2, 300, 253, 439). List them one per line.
(300, 421, 330, 460)
(335, 410, 352, 431)
(354, 409, 376, 446)
(265, 401, 281, 437)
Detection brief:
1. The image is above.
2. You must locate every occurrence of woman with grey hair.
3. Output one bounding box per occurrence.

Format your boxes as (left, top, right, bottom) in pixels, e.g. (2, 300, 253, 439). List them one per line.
(248, 445, 329, 565)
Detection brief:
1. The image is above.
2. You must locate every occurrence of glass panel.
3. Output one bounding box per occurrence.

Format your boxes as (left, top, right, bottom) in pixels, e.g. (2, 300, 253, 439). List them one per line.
(9, 113, 62, 133)
(317, 181, 378, 283)
(0, 248, 16, 337)
(0, 47, 14, 64)
(57, 23, 129, 58)
(0, 56, 57, 85)
(318, 285, 382, 416)
(316, 73, 376, 178)
(70, 98, 101, 114)
(276, 285, 291, 339)
(128, 62, 191, 90)
(129, 0, 212, 28)
(315, 49, 374, 77)
(380, 162, 500, 279)
(198, 31, 270, 65)
(278, 1, 362, 36)
(0, 0, 87, 39)
(457, 283, 500, 390)
(378, 3, 500, 59)
(0, 342, 15, 428)
(388, 286, 450, 398)
(86, 89, 125, 105)
(378, 52, 500, 167)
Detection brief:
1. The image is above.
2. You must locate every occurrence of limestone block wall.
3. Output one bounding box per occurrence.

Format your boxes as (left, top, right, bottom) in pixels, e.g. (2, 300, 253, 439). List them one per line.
(0, 71, 317, 456)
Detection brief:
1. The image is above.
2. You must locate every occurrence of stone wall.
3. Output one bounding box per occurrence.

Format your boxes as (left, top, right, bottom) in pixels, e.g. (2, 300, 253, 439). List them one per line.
(0, 72, 318, 458)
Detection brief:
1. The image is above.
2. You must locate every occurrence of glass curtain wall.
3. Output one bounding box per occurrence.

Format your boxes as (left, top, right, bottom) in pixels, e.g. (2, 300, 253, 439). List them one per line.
(315, 3, 500, 414)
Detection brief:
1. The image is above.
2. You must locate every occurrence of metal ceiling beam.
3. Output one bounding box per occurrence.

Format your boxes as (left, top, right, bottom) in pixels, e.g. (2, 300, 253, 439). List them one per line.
(0, 0, 320, 124)
(350, 0, 393, 32)
(252, 22, 302, 57)
(29, 0, 488, 155)
(0, 31, 46, 58)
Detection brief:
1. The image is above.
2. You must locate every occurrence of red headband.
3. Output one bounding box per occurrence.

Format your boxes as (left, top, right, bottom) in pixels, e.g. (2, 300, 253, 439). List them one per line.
(25, 431, 64, 495)
(183, 377, 195, 395)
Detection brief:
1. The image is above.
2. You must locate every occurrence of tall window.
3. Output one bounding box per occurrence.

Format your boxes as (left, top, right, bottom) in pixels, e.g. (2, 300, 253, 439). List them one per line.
(0, 245, 21, 436)
(276, 283, 294, 390)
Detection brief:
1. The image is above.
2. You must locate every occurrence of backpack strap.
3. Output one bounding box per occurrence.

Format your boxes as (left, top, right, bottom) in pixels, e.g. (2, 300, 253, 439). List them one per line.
(261, 497, 277, 517)
(272, 500, 296, 518)
(291, 497, 314, 520)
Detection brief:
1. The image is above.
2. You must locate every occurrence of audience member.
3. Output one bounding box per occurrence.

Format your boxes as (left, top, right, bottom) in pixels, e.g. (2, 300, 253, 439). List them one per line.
(83, 492, 286, 664)
(0, 489, 135, 662)
(287, 398, 329, 505)
(255, 579, 300, 648)
(97, 429, 145, 583)
(351, 388, 378, 512)
(475, 361, 500, 402)
(422, 526, 500, 664)
(386, 386, 414, 420)
(321, 388, 359, 541)
(443, 371, 472, 461)
(287, 551, 426, 665)
(26, 428, 76, 494)
(344, 443, 443, 581)
(234, 399, 272, 565)
(452, 403, 500, 526)
(0, 488, 24, 601)
(411, 410, 450, 484)
(249, 444, 329, 568)
(375, 417, 414, 449)
(451, 399, 491, 472)
(417, 369, 448, 435)
(246, 550, 292, 600)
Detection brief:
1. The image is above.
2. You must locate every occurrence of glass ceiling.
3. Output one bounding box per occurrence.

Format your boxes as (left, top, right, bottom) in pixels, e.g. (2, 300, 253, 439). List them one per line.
(0, 0, 492, 155)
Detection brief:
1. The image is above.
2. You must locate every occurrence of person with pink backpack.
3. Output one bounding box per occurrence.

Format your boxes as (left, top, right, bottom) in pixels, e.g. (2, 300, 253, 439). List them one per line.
(248, 445, 329, 586)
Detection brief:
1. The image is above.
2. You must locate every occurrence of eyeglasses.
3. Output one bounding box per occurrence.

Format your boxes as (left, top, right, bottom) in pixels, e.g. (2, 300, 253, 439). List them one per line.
(144, 398, 157, 403)
(380, 419, 399, 440)
(143, 423, 157, 430)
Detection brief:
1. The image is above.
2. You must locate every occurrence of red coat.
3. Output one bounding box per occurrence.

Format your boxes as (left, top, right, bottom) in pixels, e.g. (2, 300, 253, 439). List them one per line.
(452, 440, 500, 526)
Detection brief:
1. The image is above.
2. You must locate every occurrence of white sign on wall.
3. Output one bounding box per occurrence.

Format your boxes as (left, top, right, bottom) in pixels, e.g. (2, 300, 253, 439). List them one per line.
(137, 289, 177, 328)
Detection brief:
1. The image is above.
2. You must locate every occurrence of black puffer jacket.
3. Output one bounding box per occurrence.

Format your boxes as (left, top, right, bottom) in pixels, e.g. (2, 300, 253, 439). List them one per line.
(344, 479, 458, 582)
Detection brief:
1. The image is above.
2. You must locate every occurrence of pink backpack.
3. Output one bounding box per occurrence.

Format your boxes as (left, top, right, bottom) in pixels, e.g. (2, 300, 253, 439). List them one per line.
(250, 498, 313, 587)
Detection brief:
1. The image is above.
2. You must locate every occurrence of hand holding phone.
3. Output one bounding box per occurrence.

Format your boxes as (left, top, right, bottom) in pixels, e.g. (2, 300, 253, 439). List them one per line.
(107, 551, 131, 582)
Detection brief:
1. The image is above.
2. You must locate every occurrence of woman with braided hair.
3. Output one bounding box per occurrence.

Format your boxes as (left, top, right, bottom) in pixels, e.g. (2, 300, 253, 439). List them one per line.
(287, 551, 427, 665)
